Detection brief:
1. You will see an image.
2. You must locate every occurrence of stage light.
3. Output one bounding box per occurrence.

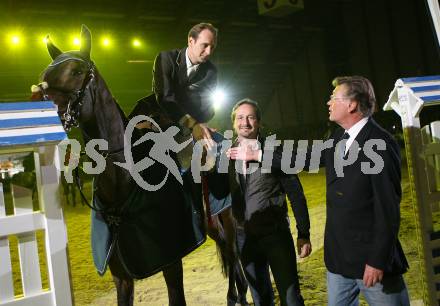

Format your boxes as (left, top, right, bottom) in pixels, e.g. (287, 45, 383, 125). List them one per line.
(6, 32, 22, 48)
(11, 36, 20, 44)
(132, 39, 141, 47)
(42, 36, 48, 44)
(102, 37, 111, 47)
(73, 37, 80, 46)
(211, 89, 226, 110)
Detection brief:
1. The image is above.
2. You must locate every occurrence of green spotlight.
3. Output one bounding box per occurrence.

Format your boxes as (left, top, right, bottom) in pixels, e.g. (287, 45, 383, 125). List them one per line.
(102, 37, 111, 47)
(7, 33, 22, 47)
(132, 39, 141, 47)
(73, 37, 80, 46)
(6, 30, 24, 48)
(11, 36, 20, 45)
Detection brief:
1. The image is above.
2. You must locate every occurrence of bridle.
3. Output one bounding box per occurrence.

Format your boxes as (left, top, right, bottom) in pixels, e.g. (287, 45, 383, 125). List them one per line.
(37, 57, 129, 225)
(39, 58, 95, 131)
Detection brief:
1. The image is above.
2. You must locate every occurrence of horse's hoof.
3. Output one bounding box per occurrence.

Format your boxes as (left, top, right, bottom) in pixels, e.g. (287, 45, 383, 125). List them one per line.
(227, 297, 236, 306)
(227, 297, 250, 306)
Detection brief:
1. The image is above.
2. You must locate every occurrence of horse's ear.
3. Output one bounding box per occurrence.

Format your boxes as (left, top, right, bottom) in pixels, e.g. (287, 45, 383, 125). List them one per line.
(46, 35, 62, 60)
(80, 24, 92, 59)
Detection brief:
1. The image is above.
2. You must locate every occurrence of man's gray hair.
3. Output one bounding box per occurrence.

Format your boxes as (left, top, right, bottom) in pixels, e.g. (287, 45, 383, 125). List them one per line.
(332, 76, 377, 117)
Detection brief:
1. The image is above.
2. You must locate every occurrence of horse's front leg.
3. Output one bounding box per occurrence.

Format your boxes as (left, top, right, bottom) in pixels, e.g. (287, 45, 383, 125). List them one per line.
(112, 275, 134, 306)
(109, 254, 134, 306)
(163, 259, 186, 306)
(233, 260, 249, 305)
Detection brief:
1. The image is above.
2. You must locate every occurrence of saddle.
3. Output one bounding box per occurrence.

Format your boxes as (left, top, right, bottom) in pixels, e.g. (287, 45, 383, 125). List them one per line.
(128, 94, 173, 129)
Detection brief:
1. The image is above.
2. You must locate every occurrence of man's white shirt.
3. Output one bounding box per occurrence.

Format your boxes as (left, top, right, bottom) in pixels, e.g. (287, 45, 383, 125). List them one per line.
(344, 117, 369, 154)
(185, 48, 199, 78)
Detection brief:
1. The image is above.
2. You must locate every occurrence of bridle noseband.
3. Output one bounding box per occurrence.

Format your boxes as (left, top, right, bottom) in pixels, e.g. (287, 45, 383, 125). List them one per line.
(39, 58, 95, 131)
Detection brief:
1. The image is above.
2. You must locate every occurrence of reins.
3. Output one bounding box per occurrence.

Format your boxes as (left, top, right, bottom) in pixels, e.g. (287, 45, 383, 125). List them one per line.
(71, 146, 129, 228)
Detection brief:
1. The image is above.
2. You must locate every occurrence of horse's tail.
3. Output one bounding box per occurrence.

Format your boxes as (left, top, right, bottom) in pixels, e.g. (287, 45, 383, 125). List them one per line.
(208, 212, 239, 278)
(215, 233, 230, 277)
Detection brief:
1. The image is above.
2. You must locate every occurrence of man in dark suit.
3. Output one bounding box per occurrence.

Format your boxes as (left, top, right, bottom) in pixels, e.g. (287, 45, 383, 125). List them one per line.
(128, 23, 219, 306)
(153, 22, 218, 143)
(322, 76, 409, 305)
(226, 99, 312, 306)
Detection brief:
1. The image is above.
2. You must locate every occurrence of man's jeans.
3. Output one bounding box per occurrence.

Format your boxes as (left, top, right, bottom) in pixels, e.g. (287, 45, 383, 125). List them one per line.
(327, 271, 410, 306)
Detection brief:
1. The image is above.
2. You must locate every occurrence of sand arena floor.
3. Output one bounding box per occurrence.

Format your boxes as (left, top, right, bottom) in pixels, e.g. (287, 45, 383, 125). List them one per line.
(9, 169, 424, 305)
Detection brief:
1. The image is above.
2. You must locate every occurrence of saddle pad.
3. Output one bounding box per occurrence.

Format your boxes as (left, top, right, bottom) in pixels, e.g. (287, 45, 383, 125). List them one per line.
(209, 192, 232, 216)
(115, 171, 206, 279)
(91, 207, 114, 276)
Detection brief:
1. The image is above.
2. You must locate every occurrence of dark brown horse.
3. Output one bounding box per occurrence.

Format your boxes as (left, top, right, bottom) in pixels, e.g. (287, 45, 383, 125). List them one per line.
(32, 25, 248, 306)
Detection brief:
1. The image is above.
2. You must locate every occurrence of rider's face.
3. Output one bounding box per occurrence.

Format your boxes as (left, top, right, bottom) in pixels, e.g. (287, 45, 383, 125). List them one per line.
(187, 29, 216, 65)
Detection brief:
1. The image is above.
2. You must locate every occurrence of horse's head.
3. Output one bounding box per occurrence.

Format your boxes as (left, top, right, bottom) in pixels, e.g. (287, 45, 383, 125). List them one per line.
(33, 25, 95, 131)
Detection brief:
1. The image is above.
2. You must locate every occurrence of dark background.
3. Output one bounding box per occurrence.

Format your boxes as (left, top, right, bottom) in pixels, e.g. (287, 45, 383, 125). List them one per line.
(1, 0, 439, 139)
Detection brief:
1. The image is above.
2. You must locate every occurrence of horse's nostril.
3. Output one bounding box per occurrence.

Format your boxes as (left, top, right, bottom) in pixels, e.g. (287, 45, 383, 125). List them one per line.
(30, 91, 43, 101)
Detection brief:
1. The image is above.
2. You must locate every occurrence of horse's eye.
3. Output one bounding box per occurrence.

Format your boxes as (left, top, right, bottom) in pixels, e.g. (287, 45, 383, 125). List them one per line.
(71, 70, 83, 76)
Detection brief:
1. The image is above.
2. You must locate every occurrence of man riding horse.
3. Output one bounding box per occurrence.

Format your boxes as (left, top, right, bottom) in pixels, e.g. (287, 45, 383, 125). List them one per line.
(132, 22, 249, 305)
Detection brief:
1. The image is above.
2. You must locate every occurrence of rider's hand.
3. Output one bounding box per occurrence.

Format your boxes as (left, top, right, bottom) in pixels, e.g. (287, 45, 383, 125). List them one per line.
(192, 123, 215, 149)
(297, 238, 312, 258)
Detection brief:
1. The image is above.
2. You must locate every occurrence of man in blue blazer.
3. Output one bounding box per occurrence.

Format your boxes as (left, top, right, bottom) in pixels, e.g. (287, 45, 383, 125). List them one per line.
(321, 76, 409, 305)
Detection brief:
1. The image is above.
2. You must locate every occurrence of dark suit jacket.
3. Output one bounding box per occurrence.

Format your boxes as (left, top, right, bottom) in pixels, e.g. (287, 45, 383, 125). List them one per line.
(322, 118, 408, 278)
(152, 48, 217, 124)
(230, 137, 310, 239)
(271, 118, 408, 278)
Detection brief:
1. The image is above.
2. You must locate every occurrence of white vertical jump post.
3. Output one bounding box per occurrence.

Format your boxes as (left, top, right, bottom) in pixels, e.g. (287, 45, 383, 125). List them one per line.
(384, 76, 440, 306)
(427, 0, 440, 48)
(0, 101, 72, 306)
